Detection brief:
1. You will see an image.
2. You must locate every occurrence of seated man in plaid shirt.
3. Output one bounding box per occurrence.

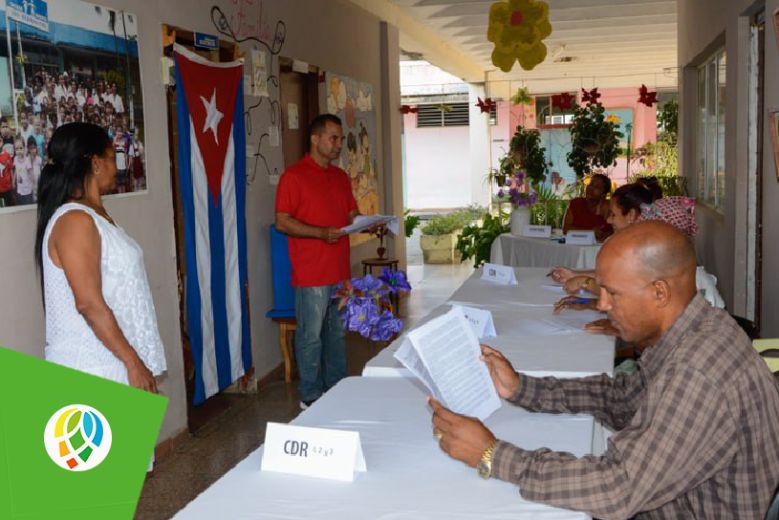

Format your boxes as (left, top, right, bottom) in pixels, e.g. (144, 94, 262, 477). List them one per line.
(430, 221, 779, 519)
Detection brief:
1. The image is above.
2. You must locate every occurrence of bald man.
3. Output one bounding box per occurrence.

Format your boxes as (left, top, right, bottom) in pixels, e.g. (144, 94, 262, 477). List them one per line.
(430, 222, 779, 518)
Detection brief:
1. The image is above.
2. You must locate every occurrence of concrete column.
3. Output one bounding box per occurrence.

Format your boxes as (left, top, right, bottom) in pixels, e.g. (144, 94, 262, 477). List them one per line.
(379, 21, 407, 269)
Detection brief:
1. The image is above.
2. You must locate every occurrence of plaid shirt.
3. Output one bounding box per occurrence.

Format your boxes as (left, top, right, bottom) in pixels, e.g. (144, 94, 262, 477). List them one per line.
(492, 294, 779, 519)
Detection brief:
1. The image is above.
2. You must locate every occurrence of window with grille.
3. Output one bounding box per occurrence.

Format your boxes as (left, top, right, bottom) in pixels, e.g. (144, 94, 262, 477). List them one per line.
(415, 102, 497, 127)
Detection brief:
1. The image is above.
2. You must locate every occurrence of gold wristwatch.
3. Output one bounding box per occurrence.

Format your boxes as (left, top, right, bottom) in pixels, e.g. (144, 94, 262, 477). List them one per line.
(476, 440, 498, 479)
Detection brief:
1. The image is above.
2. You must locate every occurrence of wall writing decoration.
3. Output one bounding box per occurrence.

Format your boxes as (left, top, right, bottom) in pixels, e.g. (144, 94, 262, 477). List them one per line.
(210, 5, 286, 185)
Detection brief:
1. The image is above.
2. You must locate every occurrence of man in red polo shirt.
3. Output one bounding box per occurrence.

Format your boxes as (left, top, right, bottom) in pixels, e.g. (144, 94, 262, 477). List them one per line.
(275, 114, 357, 409)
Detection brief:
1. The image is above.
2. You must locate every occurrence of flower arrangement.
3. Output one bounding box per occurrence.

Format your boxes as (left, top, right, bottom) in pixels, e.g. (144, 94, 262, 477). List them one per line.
(332, 268, 411, 342)
(498, 171, 538, 208)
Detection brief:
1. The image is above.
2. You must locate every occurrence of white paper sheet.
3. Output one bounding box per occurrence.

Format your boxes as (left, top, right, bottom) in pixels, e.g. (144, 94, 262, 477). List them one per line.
(404, 307, 501, 421)
(341, 214, 399, 235)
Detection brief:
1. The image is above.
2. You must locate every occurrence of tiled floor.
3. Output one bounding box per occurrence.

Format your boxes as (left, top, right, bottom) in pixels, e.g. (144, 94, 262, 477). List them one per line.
(135, 259, 474, 520)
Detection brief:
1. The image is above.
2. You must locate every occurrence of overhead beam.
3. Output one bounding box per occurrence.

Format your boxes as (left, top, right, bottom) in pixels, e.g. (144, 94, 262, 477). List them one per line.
(345, 0, 484, 81)
(426, 1, 675, 19)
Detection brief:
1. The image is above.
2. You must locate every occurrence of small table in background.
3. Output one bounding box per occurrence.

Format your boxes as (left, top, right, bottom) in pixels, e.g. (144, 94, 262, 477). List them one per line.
(361, 257, 400, 313)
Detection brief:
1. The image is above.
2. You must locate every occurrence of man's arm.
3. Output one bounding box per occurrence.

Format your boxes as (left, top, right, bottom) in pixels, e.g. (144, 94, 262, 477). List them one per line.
(490, 366, 736, 519)
(275, 212, 342, 244)
(482, 345, 643, 431)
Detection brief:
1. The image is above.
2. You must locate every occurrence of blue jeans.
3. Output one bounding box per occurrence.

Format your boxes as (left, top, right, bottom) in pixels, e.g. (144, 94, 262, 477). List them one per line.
(294, 285, 347, 402)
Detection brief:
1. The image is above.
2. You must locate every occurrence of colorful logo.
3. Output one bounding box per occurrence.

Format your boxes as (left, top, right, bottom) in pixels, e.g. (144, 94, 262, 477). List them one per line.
(43, 404, 112, 471)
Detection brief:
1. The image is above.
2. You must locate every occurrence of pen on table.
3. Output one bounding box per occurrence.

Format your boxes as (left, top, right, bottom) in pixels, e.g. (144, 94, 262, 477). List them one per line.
(567, 298, 595, 305)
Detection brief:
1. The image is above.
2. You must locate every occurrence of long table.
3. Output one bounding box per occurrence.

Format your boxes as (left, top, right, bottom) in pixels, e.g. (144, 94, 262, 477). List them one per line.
(363, 268, 614, 380)
(174, 377, 591, 520)
(490, 233, 601, 269)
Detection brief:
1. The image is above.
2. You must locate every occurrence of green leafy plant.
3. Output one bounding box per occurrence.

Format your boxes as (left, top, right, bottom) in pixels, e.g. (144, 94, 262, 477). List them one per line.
(529, 184, 569, 228)
(404, 210, 421, 238)
(420, 208, 480, 236)
(629, 141, 686, 196)
(456, 213, 508, 268)
(567, 103, 623, 177)
(509, 126, 547, 187)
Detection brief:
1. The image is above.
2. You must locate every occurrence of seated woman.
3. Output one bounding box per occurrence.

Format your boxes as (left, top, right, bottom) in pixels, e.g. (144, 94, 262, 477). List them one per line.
(562, 172, 613, 241)
(555, 180, 661, 295)
(554, 193, 725, 336)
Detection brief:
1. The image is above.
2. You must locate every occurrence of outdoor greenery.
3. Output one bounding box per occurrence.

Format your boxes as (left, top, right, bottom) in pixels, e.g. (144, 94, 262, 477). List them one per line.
(509, 126, 547, 186)
(456, 213, 508, 268)
(657, 99, 678, 144)
(629, 100, 685, 195)
(567, 102, 623, 177)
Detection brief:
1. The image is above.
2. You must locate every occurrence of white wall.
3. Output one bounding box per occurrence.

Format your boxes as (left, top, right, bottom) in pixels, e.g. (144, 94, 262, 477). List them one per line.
(678, 0, 779, 335)
(0, 0, 402, 444)
(404, 118, 471, 209)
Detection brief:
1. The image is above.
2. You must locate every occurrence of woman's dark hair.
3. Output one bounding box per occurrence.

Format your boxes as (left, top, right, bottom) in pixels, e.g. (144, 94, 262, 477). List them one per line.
(634, 176, 663, 201)
(34, 123, 112, 288)
(612, 181, 662, 216)
(590, 173, 612, 196)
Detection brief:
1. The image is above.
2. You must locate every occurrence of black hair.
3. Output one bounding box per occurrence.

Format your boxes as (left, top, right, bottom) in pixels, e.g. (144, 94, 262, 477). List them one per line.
(26, 135, 37, 149)
(634, 176, 663, 201)
(612, 182, 659, 216)
(590, 173, 612, 195)
(34, 123, 112, 292)
(309, 113, 342, 137)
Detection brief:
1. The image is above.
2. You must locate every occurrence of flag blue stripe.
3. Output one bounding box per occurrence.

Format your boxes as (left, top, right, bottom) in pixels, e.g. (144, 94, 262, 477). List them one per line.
(174, 60, 207, 405)
(208, 192, 232, 392)
(233, 79, 252, 372)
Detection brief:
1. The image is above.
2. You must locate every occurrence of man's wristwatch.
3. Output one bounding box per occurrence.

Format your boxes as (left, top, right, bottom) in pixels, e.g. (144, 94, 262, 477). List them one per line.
(476, 440, 498, 479)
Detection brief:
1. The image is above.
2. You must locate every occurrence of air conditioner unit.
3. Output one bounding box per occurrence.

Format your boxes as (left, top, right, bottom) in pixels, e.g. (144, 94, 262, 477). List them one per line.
(550, 115, 565, 124)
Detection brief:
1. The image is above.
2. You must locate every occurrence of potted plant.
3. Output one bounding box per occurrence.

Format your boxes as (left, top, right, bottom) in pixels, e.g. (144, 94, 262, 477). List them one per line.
(509, 126, 547, 187)
(419, 209, 475, 264)
(566, 102, 623, 177)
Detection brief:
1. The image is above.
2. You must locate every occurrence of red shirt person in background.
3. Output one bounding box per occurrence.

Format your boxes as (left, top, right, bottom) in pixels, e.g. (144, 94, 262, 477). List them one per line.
(563, 173, 613, 241)
(275, 114, 357, 409)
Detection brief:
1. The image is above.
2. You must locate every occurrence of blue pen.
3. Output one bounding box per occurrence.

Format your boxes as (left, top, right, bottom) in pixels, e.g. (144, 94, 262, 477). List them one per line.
(568, 298, 594, 305)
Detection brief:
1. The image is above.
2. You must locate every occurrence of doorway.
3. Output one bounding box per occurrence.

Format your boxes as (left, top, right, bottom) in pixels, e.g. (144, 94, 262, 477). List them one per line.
(279, 59, 319, 168)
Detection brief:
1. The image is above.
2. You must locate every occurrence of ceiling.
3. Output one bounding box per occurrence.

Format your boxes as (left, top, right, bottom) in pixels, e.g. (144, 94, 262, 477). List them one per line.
(353, 0, 678, 94)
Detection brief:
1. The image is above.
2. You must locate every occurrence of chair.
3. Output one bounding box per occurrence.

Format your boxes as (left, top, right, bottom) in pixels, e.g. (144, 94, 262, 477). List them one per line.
(766, 485, 779, 520)
(266, 225, 297, 383)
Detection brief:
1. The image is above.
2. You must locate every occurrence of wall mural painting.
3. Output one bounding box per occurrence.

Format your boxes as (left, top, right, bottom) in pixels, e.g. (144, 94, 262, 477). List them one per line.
(324, 72, 380, 233)
(0, 0, 146, 210)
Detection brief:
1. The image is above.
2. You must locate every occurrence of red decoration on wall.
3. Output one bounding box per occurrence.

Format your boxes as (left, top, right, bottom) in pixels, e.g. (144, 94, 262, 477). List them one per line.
(399, 105, 419, 114)
(476, 97, 496, 113)
(551, 92, 574, 111)
(581, 87, 601, 105)
(638, 84, 658, 107)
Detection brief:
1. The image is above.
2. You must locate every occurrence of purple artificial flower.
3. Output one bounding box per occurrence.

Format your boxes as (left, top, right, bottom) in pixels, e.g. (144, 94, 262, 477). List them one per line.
(372, 310, 404, 341)
(345, 299, 380, 338)
(497, 189, 504, 198)
(378, 268, 411, 293)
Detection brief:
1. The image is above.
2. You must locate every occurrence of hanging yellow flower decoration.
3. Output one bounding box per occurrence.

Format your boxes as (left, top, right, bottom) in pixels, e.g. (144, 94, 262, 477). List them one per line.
(488, 0, 552, 72)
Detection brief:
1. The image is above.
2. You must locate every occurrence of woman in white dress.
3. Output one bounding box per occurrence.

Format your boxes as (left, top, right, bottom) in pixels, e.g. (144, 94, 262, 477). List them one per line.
(34, 122, 165, 391)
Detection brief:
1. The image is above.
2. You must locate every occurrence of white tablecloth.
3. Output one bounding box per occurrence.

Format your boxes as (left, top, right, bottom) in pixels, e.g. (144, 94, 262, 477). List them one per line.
(364, 268, 614, 380)
(174, 377, 592, 520)
(490, 234, 601, 269)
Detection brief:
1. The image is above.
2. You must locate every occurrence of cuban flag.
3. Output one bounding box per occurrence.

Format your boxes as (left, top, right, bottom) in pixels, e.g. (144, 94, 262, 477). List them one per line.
(173, 44, 251, 405)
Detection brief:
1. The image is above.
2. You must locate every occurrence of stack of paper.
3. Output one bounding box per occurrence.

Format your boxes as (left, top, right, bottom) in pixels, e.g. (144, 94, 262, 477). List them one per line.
(393, 307, 501, 421)
(341, 214, 399, 235)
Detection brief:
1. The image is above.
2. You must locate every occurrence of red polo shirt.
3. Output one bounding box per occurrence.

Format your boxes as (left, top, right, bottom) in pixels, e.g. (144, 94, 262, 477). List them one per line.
(275, 154, 357, 288)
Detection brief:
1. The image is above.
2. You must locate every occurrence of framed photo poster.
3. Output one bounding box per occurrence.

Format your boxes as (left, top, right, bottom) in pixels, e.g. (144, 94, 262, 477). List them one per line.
(0, 0, 147, 211)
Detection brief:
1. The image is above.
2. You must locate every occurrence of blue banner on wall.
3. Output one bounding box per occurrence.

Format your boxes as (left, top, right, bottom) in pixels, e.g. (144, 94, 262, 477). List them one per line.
(5, 0, 48, 32)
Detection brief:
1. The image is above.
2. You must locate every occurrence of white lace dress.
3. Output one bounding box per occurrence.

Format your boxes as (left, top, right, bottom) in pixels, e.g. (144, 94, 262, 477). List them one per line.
(43, 202, 167, 383)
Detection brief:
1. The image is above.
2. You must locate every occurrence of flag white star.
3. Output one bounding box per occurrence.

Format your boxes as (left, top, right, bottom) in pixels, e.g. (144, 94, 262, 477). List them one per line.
(200, 89, 224, 145)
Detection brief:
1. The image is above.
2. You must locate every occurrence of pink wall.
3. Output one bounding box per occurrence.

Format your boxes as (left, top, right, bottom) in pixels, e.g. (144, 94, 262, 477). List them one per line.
(505, 87, 658, 185)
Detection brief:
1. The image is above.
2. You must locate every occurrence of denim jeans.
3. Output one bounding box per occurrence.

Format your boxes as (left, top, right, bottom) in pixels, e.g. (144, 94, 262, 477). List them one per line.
(294, 284, 347, 402)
